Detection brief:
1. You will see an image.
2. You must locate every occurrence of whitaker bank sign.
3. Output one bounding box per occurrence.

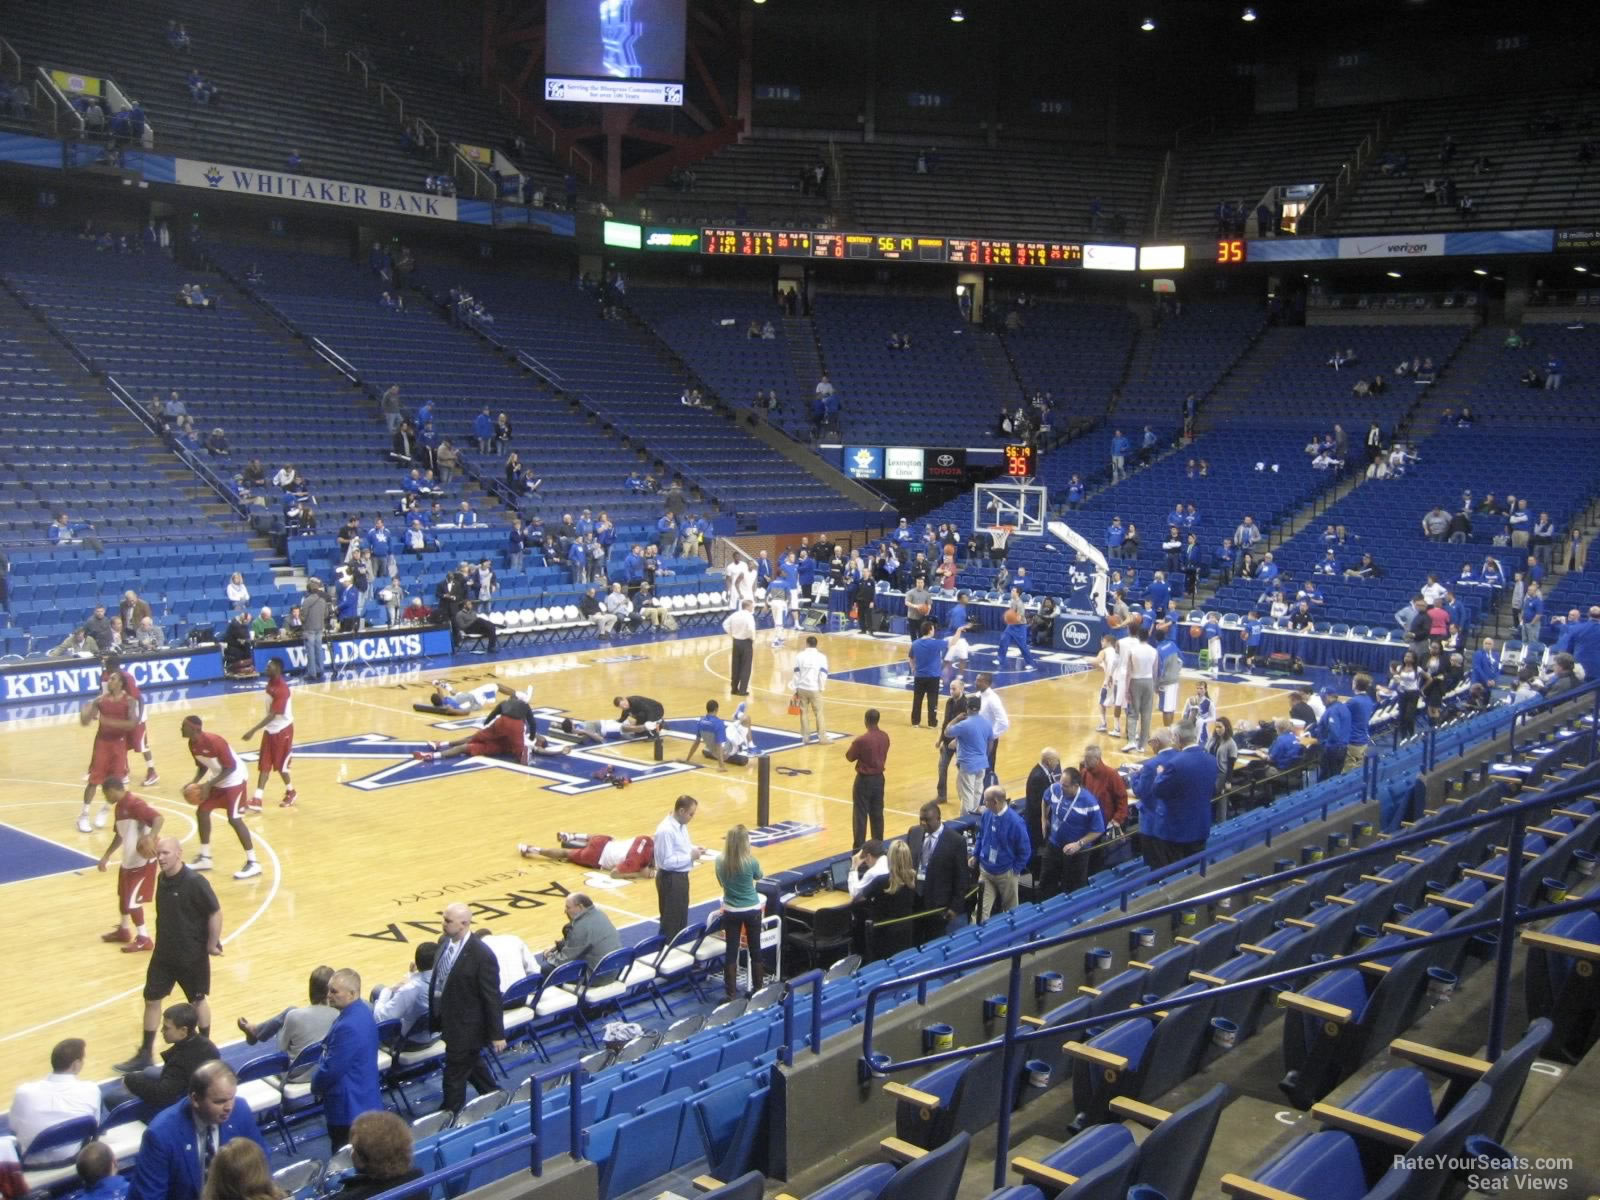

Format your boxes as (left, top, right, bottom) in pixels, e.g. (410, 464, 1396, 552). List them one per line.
(173, 159, 458, 221)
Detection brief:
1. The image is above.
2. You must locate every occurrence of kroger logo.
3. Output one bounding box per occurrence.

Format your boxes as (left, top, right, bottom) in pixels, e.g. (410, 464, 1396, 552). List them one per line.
(1059, 621, 1093, 650)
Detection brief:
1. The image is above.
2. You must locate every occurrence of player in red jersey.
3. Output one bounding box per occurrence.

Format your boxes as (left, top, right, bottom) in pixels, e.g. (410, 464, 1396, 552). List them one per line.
(96, 779, 164, 951)
(181, 715, 261, 879)
(102, 654, 159, 787)
(241, 656, 297, 808)
(78, 671, 137, 833)
(517, 832, 655, 879)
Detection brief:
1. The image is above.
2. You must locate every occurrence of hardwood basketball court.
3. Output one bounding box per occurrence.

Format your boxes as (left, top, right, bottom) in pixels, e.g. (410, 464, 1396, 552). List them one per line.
(0, 627, 1290, 1100)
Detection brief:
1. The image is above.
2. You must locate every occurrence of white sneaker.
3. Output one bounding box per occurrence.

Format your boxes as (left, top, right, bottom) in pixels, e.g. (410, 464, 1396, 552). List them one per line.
(190, 855, 213, 871)
(1121, 742, 1138, 752)
(94, 805, 109, 829)
(1096, 724, 1108, 733)
(234, 862, 262, 880)
(76, 812, 93, 833)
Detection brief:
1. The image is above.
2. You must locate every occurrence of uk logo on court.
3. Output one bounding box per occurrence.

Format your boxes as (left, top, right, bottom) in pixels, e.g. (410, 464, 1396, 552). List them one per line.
(243, 708, 831, 796)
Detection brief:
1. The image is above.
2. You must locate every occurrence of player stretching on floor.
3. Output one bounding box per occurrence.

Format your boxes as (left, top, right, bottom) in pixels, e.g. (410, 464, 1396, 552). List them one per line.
(516, 832, 656, 879)
(103, 654, 159, 786)
(412, 687, 567, 764)
(240, 657, 297, 808)
(96, 778, 163, 951)
(181, 715, 261, 879)
(78, 670, 137, 832)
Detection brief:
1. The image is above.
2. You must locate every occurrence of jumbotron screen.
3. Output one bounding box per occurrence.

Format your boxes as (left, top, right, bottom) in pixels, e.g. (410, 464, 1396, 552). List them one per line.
(545, 0, 687, 106)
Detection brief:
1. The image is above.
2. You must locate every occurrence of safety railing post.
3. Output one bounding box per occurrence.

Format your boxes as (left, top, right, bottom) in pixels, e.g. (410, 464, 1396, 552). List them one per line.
(1487, 807, 1527, 1059)
(992, 957, 1024, 1190)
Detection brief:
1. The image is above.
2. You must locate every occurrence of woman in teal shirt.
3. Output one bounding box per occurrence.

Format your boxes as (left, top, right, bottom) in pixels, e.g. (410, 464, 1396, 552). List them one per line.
(714, 825, 765, 1000)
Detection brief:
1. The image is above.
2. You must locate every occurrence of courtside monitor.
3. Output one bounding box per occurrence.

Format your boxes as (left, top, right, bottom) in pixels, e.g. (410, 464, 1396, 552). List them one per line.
(545, 0, 687, 105)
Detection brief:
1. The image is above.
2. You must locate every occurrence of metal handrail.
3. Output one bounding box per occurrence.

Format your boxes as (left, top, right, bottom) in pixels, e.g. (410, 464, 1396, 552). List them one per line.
(526, 1062, 588, 1172)
(343, 50, 368, 89)
(298, 7, 328, 48)
(496, 81, 522, 118)
(857, 686, 1600, 1188)
(515, 349, 564, 390)
(779, 969, 826, 1066)
(0, 36, 21, 82)
(309, 337, 359, 384)
(32, 66, 84, 138)
(414, 116, 440, 157)
(452, 145, 497, 201)
(1151, 148, 1173, 238)
(104, 374, 247, 517)
(378, 81, 403, 125)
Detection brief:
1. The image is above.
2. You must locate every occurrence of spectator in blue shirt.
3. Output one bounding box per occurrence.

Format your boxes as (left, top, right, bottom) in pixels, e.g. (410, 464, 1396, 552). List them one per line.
(1140, 425, 1158, 463)
(1268, 719, 1302, 770)
(472, 407, 494, 452)
(1317, 696, 1351, 780)
(1521, 581, 1544, 643)
(972, 785, 1029, 920)
(1066, 475, 1084, 507)
(1214, 538, 1235, 586)
(1106, 517, 1126, 558)
(1110, 430, 1130, 481)
(948, 696, 993, 815)
(655, 513, 676, 553)
(1039, 766, 1105, 897)
(1345, 674, 1376, 769)
(1145, 572, 1171, 619)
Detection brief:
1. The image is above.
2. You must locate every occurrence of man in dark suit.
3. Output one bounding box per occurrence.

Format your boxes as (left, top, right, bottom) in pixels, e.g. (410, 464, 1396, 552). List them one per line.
(428, 904, 505, 1115)
(127, 1061, 267, 1200)
(1022, 748, 1061, 881)
(907, 801, 969, 936)
(313, 968, 382, 1151)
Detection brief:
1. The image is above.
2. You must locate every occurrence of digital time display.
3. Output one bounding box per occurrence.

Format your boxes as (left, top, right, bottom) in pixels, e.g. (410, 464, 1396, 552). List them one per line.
(1216, 239, 1246, 264)
(1004, 443, 1037, 478)
(702, 228, 813, 258)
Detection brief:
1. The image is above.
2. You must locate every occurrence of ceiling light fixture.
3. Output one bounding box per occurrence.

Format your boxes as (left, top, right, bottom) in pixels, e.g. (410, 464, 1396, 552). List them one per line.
(1386, 271, 1402, 278)
(1140, 16, 1156, 31)
(1472, 268, 1488, 276)
(950, 7, 965, 21)
(1241, 7, 1257, 21)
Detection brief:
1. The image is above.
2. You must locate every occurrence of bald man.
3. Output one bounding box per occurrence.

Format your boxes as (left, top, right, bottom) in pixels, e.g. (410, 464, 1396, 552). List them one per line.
(115, 837, 222, 1074)
(427, 904, 505, 1115)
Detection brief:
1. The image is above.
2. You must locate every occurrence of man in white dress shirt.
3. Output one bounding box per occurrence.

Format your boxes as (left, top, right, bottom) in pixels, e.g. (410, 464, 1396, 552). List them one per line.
(1122, 625, 1160, 753)
(724, 600, 756, 695)
(9, 1039, 103, 1165)
(975, 672, 1009, 784)
(653, 794, 705, 939)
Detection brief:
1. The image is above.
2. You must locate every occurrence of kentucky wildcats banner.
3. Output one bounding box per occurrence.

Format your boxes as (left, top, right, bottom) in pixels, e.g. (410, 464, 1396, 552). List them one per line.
(172, 158, 459, 221)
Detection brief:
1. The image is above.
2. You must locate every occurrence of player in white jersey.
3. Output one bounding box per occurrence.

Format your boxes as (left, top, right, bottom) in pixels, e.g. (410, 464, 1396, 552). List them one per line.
(725, 558, 755, 611)
(767, 578, 791, 647)
(1096, 634, 1125, 736)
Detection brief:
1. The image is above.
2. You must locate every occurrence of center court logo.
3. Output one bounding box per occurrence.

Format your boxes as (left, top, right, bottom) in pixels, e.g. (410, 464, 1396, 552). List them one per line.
(245, 707, 828, 796)
(1059, 621, 1093, 650)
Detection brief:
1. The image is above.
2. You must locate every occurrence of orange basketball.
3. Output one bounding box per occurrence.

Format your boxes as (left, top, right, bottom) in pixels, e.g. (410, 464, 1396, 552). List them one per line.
(1004, 609, 1024, 625)
(182, 783, 205, 806)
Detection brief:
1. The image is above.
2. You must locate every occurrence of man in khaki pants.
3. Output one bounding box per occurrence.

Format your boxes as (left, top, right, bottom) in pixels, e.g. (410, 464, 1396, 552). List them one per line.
(790, 635, 829, 744)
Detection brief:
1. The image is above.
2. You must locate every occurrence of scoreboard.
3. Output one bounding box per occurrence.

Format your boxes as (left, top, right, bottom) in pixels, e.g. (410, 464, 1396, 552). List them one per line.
(702, 228, 813, 258)
(700, 228, 1110, 270)
(1003, 443, 1037, 477)
(947, 239, 1083, 268)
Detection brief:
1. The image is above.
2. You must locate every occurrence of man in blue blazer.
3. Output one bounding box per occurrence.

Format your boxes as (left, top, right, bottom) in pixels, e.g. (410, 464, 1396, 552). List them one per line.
(128, 1061, 267, 1200)
(313, 968, 382, 1151)
(1151, 720, 1220, 866)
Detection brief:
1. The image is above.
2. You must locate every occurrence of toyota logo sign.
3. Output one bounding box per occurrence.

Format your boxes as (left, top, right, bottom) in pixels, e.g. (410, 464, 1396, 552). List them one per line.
(1059, 621, 1092, 650)
(936, 454, 955, 467)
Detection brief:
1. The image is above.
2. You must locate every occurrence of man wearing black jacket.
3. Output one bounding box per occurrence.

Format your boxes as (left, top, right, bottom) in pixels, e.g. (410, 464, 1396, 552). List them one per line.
(907, 802, 969, 934)
(120, 1002, 218, 1114)
(429, 905, 505, 1116)
(1023, 748, 1061, 880)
